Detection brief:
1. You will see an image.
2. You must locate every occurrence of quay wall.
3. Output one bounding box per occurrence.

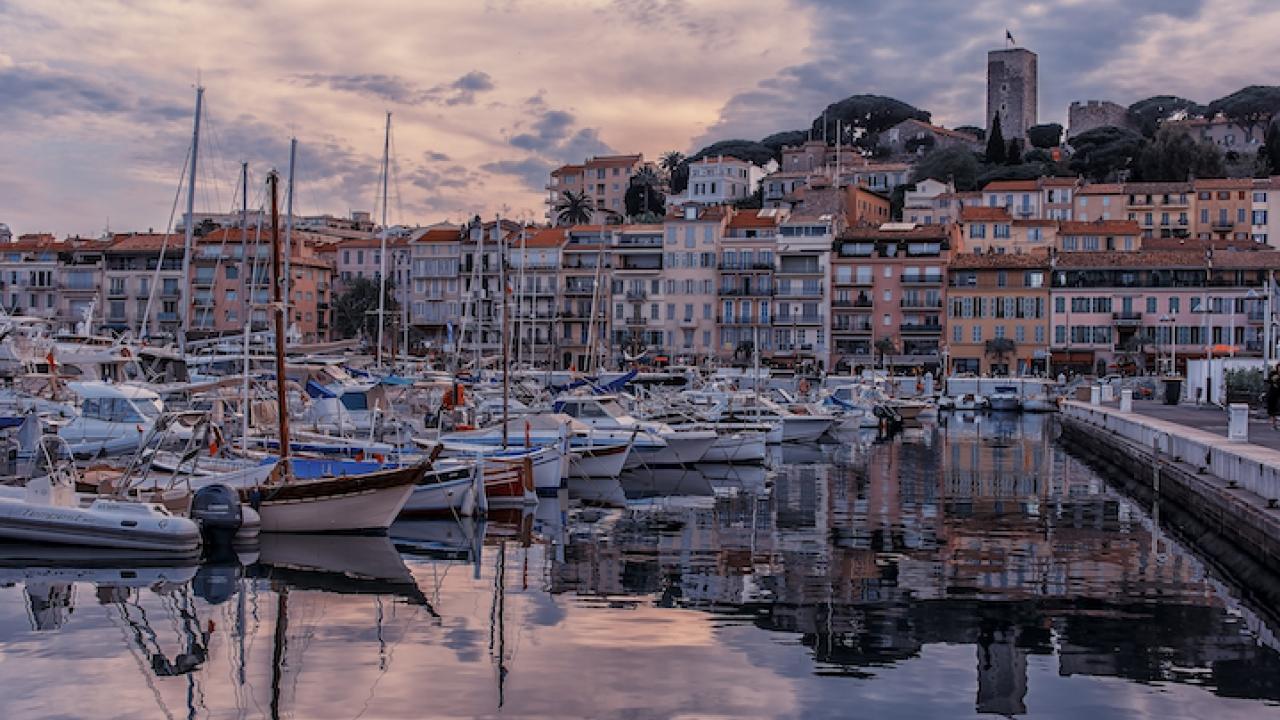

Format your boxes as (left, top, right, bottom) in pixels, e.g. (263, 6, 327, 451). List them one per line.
(1059, 401, 1280, 570)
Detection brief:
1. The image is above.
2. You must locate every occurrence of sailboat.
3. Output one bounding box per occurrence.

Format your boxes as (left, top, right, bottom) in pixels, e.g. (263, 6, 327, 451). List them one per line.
(190, 170, 423, 533)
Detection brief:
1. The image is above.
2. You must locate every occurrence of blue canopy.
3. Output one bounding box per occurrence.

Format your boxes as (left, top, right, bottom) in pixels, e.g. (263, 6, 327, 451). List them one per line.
(305, 379, 337, 398)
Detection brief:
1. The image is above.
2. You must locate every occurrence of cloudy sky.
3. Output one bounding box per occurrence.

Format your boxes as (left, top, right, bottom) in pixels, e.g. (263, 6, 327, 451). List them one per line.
(3, 0, 1279, 236)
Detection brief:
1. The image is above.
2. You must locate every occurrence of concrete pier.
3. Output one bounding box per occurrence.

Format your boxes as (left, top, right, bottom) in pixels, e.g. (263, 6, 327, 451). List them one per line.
(1059, 400, 1280, 569)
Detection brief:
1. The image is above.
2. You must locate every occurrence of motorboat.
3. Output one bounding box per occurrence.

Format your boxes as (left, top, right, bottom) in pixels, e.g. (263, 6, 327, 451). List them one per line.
(440, 413, 633, 478)
(55, 382, 170, 458)
(400, 463, 478, 517)
(987, 385, 1022, 412)
(954, 393, 986, 411)
(553, 395, 715, 465)
(0, 466, 201, 554)
(686, 392, 833, 443)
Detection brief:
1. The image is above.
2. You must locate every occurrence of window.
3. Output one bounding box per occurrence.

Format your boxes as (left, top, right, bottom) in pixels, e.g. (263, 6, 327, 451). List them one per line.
(1054, 297, 1065, 313)
(953, 324, 963, 342)
(1146, 297, 1157, 313)
(996, 271, 1007, 288)
(972, 325, 982, 342)
(1055, 325, 1066, 344)
(1169, 297, 1180, 313)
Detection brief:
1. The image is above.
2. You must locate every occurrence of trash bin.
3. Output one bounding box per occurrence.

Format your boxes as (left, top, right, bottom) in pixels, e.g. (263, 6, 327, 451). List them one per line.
(1162, 376, 1183, 405)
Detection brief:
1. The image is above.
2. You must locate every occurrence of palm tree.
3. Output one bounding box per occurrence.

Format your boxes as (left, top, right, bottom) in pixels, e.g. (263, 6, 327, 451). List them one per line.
(659, 151, 685, 174)
(631, 166, 661, 188)
(554, 189, 594, 226)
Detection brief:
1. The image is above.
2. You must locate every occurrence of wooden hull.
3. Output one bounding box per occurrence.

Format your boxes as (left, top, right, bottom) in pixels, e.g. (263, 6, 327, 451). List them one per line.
(241, 463, 424, 533)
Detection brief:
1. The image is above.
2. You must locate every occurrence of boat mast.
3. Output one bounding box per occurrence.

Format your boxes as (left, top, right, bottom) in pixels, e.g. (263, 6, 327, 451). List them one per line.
(515, 226, 527, 370)
(178, 85, 203, 357)
(268, 171, 291, 469)
(283, 137, 297, 324)
(240, 161, 251, 453)
(376, 112, 391, 369)
(500, 215, 510, 448)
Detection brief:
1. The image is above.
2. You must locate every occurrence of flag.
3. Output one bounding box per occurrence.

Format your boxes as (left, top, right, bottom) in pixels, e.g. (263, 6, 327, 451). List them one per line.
(1006, 29, 1015, 44)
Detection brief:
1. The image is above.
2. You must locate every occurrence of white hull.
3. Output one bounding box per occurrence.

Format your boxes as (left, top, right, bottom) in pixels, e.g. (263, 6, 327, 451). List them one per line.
(628, 432, 716, 466)
(568, 446, 630, 478)
(402, 476, 477, 516)
(256, 484, 414, 533)
(0, 496, 200, 553)
(701, 432, 767, 463)
(782, 417, 833, 442)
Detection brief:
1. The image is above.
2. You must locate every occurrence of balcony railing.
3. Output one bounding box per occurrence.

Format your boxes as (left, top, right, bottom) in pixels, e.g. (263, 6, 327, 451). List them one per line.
(718, 287, 772, 297)
(900, 322, 943, 334)
(832, 323, 873, 334)
(718, 261, 775, 271)
(774, 284, 824, 297)
(900, 298, 943, 309)
(901, 274, 944, 285)
(775, 314, 824, 325)
(624, 290, 647, 300)
(1112, 311, 1143, 325)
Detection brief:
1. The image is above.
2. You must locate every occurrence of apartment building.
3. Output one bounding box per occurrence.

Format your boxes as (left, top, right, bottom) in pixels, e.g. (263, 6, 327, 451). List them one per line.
(1049, 248, 1280, 378)
(457, 218, 524, 359)
(831, 224, 952, 373)
(558, 225, 612, 370)
(958, 207, 1056, 255)
(407, 225, 462, 352)
(56, 237, 112, 331)
(545, 154, 646, 224)
(679, 155, 765, 206)
(1056, 220, 1143, 253)
(1072, 184, 1125, 223)
(1123, 182, 1192, 239)
(981, 180, 1042, 219)
(717, 209, 783, 362)
(509, 227, 563, 366)
(0, 234, 60, 322)
(328, 234, 410, 294)
(903, 179, 957, 226)
(1193, 178, 1253, 241)
(190, 228, 334, 342)
(1041, 177, 1079, 220)
(102, 233, 186, 338)
(773, 190, 842, 369)
(610, 224, 666, 362)
(662, 205, 725, 363)
(947, 253, 1050, 376)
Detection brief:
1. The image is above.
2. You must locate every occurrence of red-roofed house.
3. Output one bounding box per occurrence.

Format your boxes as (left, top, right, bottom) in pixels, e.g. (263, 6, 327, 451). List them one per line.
(407, 224, 463, 351)
(509, 226, 563, 364)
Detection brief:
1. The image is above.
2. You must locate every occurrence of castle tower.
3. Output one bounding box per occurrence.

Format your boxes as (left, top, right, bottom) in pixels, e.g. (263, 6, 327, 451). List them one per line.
(987, 47, 1037, 141)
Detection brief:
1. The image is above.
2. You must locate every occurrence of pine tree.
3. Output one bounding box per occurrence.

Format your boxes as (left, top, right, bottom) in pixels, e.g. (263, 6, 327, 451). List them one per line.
(986, 114, 1007, 164)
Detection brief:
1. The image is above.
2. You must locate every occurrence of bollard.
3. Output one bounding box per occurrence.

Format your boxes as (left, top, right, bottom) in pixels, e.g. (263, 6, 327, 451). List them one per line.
(1120, 389, 1133, 412)
(1089, 385, 1101, 405)
(1100, 384, 1115, 402)
(1228, 403, 1250, 442)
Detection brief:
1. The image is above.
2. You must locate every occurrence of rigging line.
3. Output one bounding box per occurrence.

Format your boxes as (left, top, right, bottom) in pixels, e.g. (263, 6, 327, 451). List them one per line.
(139, 138, 194, 338)
(195, 168, 250, 329)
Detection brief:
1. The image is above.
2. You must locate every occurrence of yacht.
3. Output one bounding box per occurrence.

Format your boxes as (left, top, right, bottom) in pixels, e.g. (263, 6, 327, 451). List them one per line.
(552, 395, 716, 465)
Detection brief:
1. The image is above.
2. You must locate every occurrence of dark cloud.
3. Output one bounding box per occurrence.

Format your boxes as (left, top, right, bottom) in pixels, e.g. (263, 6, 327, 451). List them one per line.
(480, 157, 554, 190)
(487, 104, 614, 190)
(605, 0, 718, 43)
(697, 0, 1208, 147)
(423, 150, 451, 162)
(293, 70, 495, 106)
(0, 61, 185, 122)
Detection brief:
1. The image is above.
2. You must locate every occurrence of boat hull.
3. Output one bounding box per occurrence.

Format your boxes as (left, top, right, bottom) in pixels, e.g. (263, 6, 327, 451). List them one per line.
(0, 497, 201, 553)
(239, 463, 424, 533)
(568, 444, 630, 478)
(782, 417, 833, 443)
(701, 432, 767, 463)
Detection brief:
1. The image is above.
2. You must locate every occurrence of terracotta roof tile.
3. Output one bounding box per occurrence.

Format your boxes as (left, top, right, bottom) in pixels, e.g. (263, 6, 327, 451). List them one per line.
(1057, 249, 1280, 270)
(1057, 220, 1142, 236)
(982, 180, 1039, 192)
(960, 206, 1013, 222)
(950, 251, 1051, 269)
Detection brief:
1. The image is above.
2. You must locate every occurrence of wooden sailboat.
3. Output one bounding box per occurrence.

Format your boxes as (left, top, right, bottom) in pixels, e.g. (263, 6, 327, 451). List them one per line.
(197, 171, 424, 533)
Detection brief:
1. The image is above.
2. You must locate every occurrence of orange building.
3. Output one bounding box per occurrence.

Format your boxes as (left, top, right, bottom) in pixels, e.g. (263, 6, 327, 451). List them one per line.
(946, 252, 1051, 376)
(1193, 178, 1253, 241)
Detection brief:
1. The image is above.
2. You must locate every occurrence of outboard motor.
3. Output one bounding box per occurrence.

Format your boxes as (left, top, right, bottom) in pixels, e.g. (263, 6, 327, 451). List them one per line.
(190, 484, 244, 550)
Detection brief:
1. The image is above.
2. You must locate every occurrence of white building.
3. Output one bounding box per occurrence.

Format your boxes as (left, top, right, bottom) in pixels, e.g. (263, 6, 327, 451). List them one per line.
(678, 156, 770, 206)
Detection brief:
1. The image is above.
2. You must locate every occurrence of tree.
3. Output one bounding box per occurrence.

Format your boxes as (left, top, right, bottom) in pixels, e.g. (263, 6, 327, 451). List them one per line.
(1208, 85, 1280, 141)
(687, 139, 775, 167)
(1262, 122, 1280, 175)
(554, 188, 595, 225)
(1130, 127, 1224, 181)
(669, 161, 690, 195)
(333, 276, 396, 341)
(760, 130, 809, 161)
(985, 338, 1016, 360)
(733, 187, 763, 210)
(986, 114, 1007, 163)
(1026, 123, 1063, 149)
(908, 146, 981, 191)
(659, 151, 685, 174)
(1005, 138, 1023, 165)
(1128, 96, 1206, 137)
(955, 125, 986, 141)
(624, 169, 665, 218)
(1068, 126, 1145, 182)
(811, 95, 930, 141)
(875, 337, 897, 370)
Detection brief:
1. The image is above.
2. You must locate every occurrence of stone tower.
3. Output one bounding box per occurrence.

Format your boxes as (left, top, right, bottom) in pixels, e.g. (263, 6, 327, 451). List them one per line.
(987, 47, 1037, 141)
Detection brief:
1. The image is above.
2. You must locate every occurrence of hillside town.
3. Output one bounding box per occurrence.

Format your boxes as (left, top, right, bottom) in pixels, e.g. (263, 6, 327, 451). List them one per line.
(5, 43, 1280, 381)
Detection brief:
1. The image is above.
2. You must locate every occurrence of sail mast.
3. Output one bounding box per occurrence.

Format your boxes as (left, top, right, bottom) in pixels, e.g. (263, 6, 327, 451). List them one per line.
(269, 171, 291, 468)
(376, 112, 391, 368)
(500, 215, 509, 448)
(283, 137, 297, 325)
(178, 85, 203, 356)
(240, 161, 251, 454)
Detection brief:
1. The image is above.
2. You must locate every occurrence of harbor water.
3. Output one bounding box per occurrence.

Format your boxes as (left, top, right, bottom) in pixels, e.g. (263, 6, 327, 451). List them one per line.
(1, 414, 1278, 719)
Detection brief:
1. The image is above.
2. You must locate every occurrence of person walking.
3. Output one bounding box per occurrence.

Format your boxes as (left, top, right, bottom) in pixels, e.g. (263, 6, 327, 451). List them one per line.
(1267, 366, 1280, 430)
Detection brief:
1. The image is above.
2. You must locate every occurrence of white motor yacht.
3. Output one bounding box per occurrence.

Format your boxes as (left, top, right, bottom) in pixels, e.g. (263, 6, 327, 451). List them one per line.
(553, 395, 715, 465)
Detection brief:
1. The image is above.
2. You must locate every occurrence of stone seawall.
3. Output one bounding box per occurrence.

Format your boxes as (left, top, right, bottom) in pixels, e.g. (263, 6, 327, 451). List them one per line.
(1058, 409, 1280, 573)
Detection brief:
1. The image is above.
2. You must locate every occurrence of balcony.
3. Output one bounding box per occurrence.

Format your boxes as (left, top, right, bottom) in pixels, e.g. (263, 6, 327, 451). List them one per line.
(716, 315, 759, 326)
(900, 297, 943, 309)
(900, 274, 944, 285)
(775, 313, 824, 325)
(624, 290, 647, 301)
(832, 322, 873, 335)
(718, 261, 774, 271)
(157, 312, 180, 323)
(1211, 221, 1236, 234)
(563, 284, 596, 296)
(833, 276, 875, 287)
(900, 322, 943, 334)
(774, 284, 824, 298)
(1112, 311, 1143, 325)
(624, 316, 648, 326)
(719, 286, 772, 297)
(1248, 310, 1265, 323)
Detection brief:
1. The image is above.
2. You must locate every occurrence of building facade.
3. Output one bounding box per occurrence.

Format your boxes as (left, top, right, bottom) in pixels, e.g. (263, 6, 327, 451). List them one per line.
(947, 253, 1050, 376)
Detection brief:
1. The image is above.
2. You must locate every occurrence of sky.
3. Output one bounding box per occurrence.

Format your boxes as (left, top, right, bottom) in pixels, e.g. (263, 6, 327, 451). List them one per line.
(3, 0, 1280, 236)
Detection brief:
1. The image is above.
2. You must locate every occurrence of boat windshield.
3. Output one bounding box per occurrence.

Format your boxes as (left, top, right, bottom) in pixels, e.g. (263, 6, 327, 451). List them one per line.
(340, 392, 369, 411)
(81, 396, 159, 423)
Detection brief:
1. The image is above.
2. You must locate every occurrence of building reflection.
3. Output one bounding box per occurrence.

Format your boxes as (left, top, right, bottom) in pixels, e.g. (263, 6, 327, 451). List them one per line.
(550, 416, 1280, 713)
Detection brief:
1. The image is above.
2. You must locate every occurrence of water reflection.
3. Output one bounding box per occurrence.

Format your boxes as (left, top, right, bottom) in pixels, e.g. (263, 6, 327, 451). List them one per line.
(0, 416, 1278, 719)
